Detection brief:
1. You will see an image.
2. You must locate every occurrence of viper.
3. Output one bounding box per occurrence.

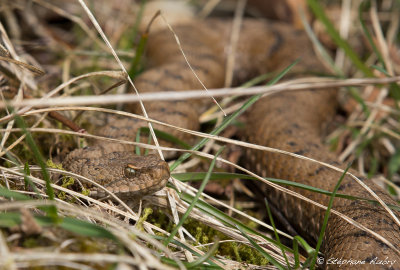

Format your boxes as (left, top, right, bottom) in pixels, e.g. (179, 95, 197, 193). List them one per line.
(62, 15, 400, 270)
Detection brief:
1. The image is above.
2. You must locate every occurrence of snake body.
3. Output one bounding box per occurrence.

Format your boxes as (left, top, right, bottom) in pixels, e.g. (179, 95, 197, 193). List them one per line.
(63, 18, 400, 268)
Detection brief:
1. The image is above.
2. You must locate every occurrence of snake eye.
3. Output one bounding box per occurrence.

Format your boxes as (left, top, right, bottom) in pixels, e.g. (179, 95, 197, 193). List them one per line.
(124, 164, 138, 178)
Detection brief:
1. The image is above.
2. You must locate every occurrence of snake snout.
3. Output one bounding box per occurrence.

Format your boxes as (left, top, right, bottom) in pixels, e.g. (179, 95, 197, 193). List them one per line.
(152, 161, 170, 184)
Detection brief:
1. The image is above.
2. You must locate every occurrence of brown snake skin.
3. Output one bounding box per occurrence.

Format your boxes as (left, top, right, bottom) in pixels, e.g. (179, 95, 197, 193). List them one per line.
(63, 19, 400, 268)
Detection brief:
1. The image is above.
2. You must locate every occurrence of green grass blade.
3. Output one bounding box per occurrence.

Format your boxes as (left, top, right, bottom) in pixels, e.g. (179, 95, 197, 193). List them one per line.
(388, 148, 400, 180)
(241, 72, 273, 87)
(12, 111, 58, 220)
(307, 0, 373, 77)
(300, 6, 340, 75)
(152, 235, 223, 267)
(126, 0, 146, 50)
(170, 60, 299, 171)
(23, 162, 40, 194)
(173, 172, 400, 211)
(14, 114, 53, 199)
(186, 239, 219, 269)
(144, 130, 152, 155)
(358, 1, 385, 68)
(38, 216, 117, 240)
(140, 127, 192, 149)
(60, 217, 117, 241)
(0, 187, 30, 201)
(348, 87, 370, 117)
(0, 212, 22, 227)
(302, 3, 370, 117)
(310, 163, 352, 269)
(128, 28, 148, 78)
(264, 198, 291, 269)
(371, 65, 390, 76)
(0, 212, 117, 241)
(293, 236, 317, 268)
(164, 147, 225, 246)
(135, 127, 142, 155)
(292, 238, 300, 268)
(161, 257, 223, 269)
(177, 191, 292, 253)
(370, 66, 400, 109)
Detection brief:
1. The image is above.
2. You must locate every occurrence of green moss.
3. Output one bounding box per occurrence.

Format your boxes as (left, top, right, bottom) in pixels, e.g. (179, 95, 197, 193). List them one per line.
(22, 237, 39, 248)
(232, 242, 241, 262)
(136, 207, 153, 231)
(147, 209, 270, 265)
(82, 188, 90, 197)
(46, 159, 63, 170)
(219, 241, 270, 265)
(188, 219, 270, 265)
(46, 160, 74, 201)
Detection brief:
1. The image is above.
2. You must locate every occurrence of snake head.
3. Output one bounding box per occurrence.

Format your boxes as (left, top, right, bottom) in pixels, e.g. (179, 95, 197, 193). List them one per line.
(102, 153, 170, 200)
(63, 149, 170, 200)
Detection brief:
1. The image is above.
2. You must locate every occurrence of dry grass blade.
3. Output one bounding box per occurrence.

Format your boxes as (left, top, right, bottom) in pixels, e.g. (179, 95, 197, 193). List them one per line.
(32, 0, 111, 53)
(0, 70, 126, 123)
(224, 0, 246, 88)
(0, 199, 182, 269)
(0, 56, 44, 76)
(0, 231, 17, 270)
(370, 0, 393, 75)
(334, 0, 351, 68)
(0, 43, 11, 57)
(77, 0, 164, 161)
(3, 75, 400, 109)
(339, 86, 388, 161)
(198, 0, 222, 18)
(159, 12, 226, 116)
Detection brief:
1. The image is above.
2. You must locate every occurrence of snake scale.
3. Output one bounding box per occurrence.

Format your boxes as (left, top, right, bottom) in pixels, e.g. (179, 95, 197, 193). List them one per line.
(62, 16, 400, 268)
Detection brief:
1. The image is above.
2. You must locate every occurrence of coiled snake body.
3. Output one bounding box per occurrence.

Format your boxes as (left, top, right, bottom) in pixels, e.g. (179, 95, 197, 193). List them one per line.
(63, 19, 400, 268)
